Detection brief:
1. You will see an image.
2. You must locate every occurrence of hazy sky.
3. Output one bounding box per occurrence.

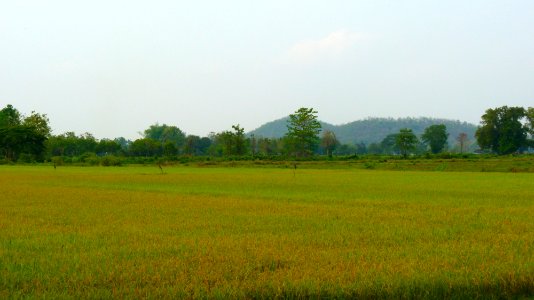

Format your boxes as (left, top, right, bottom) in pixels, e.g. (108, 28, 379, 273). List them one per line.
(2, 1, 533, 139)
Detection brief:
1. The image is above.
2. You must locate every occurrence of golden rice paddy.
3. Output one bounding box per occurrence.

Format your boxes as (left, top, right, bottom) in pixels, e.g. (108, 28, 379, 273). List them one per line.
(0, 165, 532, 298)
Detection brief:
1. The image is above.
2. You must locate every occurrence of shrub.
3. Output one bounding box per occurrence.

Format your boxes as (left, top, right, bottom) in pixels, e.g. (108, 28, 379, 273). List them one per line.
(17, 153, 36, 163)
(51, 156, 64, 166)
(100, 155, 123, 166)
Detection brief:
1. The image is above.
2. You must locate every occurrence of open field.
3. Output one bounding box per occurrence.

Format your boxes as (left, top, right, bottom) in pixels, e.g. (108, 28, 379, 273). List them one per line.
(0, 166, 533, 298)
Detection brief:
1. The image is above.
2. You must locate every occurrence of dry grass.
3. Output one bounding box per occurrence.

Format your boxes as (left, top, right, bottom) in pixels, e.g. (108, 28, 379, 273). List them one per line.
(0, 165, 533, 298)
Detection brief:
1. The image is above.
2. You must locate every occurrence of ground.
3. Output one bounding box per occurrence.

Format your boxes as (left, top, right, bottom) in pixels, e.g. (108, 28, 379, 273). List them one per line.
(0, 165, 533, 298)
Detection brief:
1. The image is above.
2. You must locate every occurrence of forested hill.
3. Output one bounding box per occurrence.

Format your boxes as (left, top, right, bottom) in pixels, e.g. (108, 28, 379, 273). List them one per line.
(248, 117, 478, 145)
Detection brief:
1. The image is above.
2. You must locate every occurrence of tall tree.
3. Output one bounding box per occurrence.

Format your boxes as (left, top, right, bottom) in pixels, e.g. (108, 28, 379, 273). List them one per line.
(421, 124, 448, 154)
(0, 105, 48, 161)
(143, 123, 186, 150)
(129, 138, 162, 157)
(0, 126, 46, 161)
(527, 107, 534, 148)
(475, 106, 528, 154)
(23, 111, 51, 137)
(527, 107, 534, 135)
(320, 130, 339, 156)
(231, 124, 247, 156)
(456, 133, 469, 154)
(395, 128, 418, 158)
(285, 107, 322, 157)
(0, 104, 22, 127)
(380, 134, 399, 155)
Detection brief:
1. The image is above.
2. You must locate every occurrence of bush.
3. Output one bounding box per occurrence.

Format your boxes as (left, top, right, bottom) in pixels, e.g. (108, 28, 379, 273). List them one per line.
(0, 158, 13, 165)
(17, 153, 36, 163)
(51, 156, 64, 166)
(100, 155, 123, 166)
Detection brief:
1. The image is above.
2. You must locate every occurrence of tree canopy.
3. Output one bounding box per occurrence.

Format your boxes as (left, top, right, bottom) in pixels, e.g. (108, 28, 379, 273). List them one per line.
(421, 124, 449, 154)
(0, 104, 48, 161)
(144, 124, 186, 148)
(285, 107, 322, 157)
(475, 106, 530, 154)
(320, 130, 339, 156)
(395, 128, 418, 158)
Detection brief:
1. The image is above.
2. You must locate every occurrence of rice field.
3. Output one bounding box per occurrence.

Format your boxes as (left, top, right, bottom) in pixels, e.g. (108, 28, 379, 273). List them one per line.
(0, 165, 533, 298)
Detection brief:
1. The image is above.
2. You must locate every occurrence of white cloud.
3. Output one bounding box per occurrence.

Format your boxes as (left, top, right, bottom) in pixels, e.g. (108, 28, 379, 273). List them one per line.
(286, 30, 367, 64)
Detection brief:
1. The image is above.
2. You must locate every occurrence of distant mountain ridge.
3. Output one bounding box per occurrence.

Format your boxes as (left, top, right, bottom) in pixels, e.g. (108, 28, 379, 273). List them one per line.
(248, 117, 478, 145)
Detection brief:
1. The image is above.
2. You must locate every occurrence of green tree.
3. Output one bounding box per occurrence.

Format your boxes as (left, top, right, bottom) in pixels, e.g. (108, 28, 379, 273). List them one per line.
(129, 138, 161, 157)
(0, 126, 46, 161)
(0, 104, 22, 127)
(184, 135, 200, 155)
(527, 107, 534, 135)
(0, 105, 48, 161)
(208, 125, 247, 157)
(285, 107, 322, 157)
(527, 107, 534, 149)
(144, 123, 186, 151)
(380, 134, 399, 155)
(367, 142, 382, 155)
(421, 124, 448, 154)
(96, 139, 121, 156)
(257, 137, 278, 156)
(183, 135, 212, 156)
(320, 130, 339, 156)
(395, 128, 418, 158)
(23, 111, 51, 137)
(114, 137, 131, 152)
(163, 141, 178, 156)
(475, 106, 528, 154)
(231, 124, 247, 156)
(45, 132, 97, 157)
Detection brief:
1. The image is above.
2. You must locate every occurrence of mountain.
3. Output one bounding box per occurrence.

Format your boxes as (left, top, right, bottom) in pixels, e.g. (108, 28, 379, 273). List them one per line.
(248, 117, 478, 145)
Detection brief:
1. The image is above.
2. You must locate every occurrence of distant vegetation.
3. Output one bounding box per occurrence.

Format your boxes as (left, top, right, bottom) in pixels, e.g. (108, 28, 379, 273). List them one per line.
(1, 104, 533, 164)
(249, 116, 477, 145)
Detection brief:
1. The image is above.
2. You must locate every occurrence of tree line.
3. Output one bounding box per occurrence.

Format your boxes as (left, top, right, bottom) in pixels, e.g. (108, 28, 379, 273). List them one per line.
(1, 104, 533, 164)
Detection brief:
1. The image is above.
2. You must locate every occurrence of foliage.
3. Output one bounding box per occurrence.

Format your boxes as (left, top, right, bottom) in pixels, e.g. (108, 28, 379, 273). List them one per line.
(100, 155, 123, 166)
(527, 107, 534, 136)
(46, 132, 98, 157)
(250, 116, 477, 146)
(475, 106, 529, 154)
(231, 125, 247, 156)
(421, 124, 449, 154)
(0, 125, 46, 161)
(285, 107, 322, 157)
(23, 111, 51, 137)
(184, 135, 212, 156)
(129, 138, 162, 157)
(143, 123, 186, 149)
(0, 104, 50, 162)
(114, 137, 132, 151)
(395, 128, 418, 158)
(456, 133, 469, 154)
(0, 105, 49, 161)
(210, 125, 247, 156)
(0, 125, 47, 161)
(381, 134, 399, 155)
(96, 139, 122, 156)
(320, 130, 339, 156)
(0, 104, 21, 127)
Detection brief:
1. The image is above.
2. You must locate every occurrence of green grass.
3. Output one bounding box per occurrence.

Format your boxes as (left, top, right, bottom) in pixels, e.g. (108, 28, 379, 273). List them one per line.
(1, 165, 533, 298)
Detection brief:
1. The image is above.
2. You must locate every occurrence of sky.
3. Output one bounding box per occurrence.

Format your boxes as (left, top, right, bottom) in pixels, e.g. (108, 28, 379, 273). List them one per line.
(1, 1, 534, 140)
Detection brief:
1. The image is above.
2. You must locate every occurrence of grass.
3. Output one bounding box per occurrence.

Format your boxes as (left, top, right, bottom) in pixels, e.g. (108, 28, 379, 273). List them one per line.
(0, 165, 533, 298)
